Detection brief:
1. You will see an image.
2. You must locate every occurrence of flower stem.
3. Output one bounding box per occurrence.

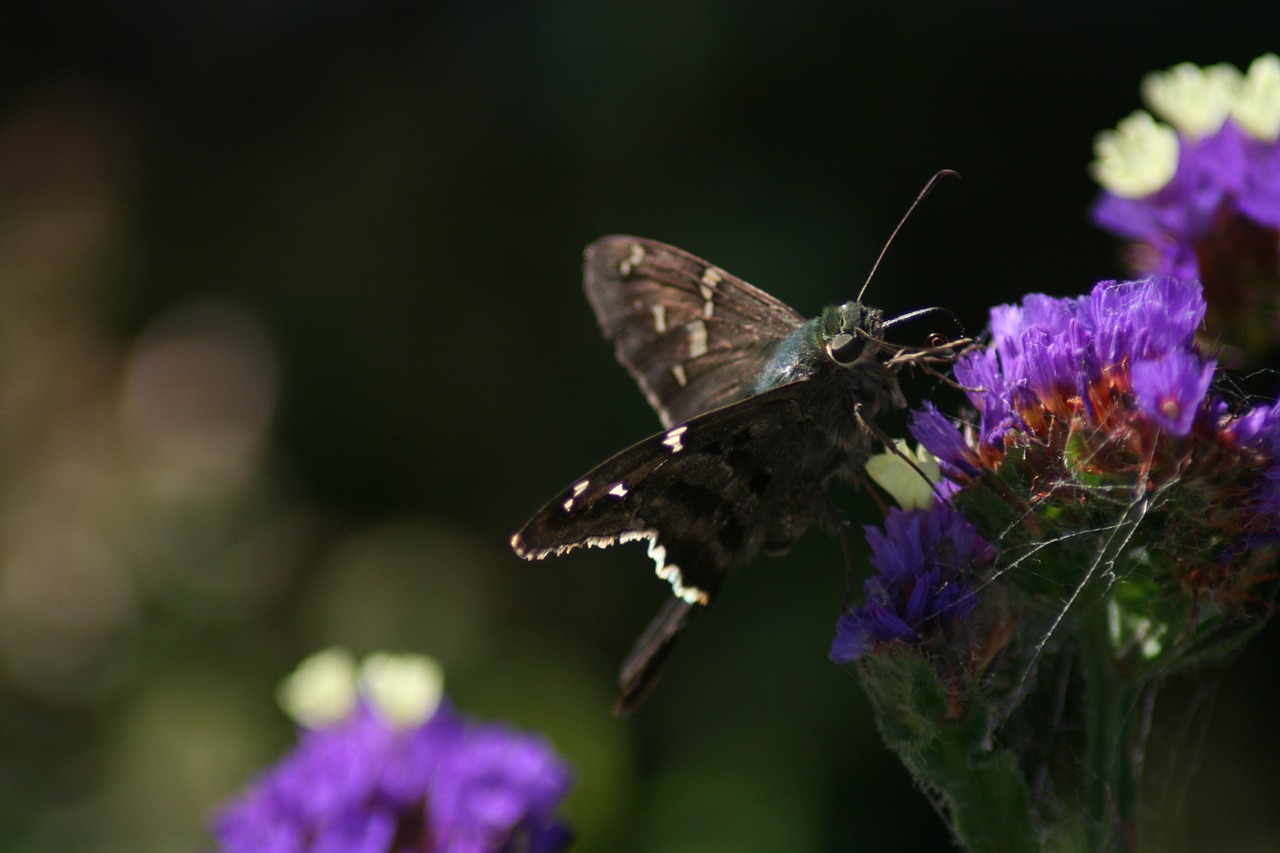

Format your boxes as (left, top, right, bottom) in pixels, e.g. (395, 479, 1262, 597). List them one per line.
(914, 735, 1041, 853)
(860, 652, 1041, 852)
(1079, 614, 1142, 853)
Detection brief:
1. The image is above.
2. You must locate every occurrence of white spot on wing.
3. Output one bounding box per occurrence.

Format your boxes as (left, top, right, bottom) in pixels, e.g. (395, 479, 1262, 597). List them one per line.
(699, 268, 721, 319)
(663, 425, 687, 453)
(619, 243, 645, 276)
(671, 364, 688, 387)
(651, 304, 667, 333)
(686, 319, 708, 358)
(608, 482, 629, 498)
(561, 479, 590, 512)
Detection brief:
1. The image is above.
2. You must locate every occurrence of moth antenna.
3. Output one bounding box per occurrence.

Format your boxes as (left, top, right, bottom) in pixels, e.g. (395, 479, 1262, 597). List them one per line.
(855, 169, 961, 303)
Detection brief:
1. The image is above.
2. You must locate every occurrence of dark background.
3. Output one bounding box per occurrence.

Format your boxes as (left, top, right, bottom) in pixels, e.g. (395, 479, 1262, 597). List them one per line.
(1, 2, 1278, 850)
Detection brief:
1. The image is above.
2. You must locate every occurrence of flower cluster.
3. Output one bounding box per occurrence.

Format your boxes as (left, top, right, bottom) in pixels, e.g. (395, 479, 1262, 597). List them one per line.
(1090, 55, 1280, 359)
(837, 276, 1280, 853)
(909, 276, 1280, 656)
(828, 55, 1280, 853)
(212, 650, 574, 853)
(830, 504, 991, 663)
(835, 274, 1280, 683)
(932, 275, 1213, 448)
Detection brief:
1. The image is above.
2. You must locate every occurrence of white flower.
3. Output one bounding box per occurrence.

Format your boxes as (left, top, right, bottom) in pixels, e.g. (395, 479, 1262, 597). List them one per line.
(1089, 111, 1180, 198)
(277, 647, 359, 728)
(1141, 61, 1241, 139)
(1231, 53, 1280, 142)
(360, 651, 445, 728)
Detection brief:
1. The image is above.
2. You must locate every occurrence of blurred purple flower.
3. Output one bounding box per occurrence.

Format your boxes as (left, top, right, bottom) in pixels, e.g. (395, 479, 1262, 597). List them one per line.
(1090, 55, 1280, 359)
(213, 701, 573, 853)
(1092, 123, 1280, 279)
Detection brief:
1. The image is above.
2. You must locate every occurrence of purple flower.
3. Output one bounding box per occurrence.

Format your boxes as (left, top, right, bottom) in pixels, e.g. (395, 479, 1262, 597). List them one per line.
(950, 348, 1021, 451)
(213, 701, 573, 853)
(919, 277, 1214, 466)
(1130, 352, 1216, 436)
(1084, 275, 1204, 363)
(909, 402, 981, 480)
(429, 725, 574, 853)
(831, 504, 993, 662)
(1224, 399, 1280, 538)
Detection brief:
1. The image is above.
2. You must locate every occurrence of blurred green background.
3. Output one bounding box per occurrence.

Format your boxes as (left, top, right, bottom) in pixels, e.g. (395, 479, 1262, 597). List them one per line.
(1, 2, 1279, 851)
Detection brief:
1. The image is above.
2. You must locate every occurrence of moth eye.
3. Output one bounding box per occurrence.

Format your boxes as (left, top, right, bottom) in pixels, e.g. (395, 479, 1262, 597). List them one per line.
(829, 333, 865, 364)
(925, 332, 950, 348)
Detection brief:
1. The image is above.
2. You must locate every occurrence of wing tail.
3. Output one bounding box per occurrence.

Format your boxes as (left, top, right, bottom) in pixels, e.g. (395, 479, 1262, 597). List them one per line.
(613, 597, 701, 715)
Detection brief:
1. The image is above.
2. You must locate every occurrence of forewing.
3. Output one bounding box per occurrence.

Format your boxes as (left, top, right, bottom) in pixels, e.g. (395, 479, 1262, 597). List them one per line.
(584, 235, 806, 428)
(510, 384, 808, 607)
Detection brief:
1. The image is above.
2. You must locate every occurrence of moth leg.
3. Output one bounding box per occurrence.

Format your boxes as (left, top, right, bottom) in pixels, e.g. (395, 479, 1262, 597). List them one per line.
(820, 492, 860, 608)
(853, 403, 947, 502)
(912, 353, 984, 393)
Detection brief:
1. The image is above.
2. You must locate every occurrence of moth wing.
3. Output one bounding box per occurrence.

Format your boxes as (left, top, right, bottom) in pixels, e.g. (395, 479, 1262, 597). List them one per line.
(510, 384, 813, 711)
(613, 597, 697, 715)
(584, 236, 806, 428)
(510, 384, 810, 602)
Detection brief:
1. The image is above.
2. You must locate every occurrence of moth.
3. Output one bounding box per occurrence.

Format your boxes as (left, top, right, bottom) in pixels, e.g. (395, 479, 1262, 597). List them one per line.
(511, 229, 963, 714)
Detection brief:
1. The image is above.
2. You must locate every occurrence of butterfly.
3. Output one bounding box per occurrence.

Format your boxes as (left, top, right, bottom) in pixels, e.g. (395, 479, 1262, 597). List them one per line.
(510, 232, 964, 714)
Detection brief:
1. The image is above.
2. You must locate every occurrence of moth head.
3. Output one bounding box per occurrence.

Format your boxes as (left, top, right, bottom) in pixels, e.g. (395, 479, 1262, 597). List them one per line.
(820, 302, 886, 367)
